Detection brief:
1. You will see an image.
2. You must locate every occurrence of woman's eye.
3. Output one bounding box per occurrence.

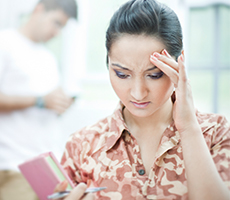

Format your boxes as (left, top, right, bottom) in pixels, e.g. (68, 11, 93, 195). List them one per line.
(148, 71, 164, 79)
(114, 70, 129, 79)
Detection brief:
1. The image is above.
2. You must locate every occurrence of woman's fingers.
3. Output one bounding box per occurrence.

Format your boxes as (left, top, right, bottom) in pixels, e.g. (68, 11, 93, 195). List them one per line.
(159, 50, 179, 72)
(178, 54, 194, 103)
(82, 193, 95, 200)
(178, 54, 189, 92)
(53, 182, 95, 200)
(65, 183, 86, 200)
(162, 49, 172, 58)
(178, 54, 187, 81)
(150, 52, 179, 87)
(54, 180, 68, 193)
(65, 183, 95, 200)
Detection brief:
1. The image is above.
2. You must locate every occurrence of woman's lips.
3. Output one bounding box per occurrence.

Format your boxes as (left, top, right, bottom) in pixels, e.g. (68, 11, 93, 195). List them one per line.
(131, 101, 150, 108)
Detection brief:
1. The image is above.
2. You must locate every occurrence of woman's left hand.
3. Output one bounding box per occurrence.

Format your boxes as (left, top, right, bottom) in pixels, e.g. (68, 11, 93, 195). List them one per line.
(53, 181, 95, 200)
(150, 49, 199, 134)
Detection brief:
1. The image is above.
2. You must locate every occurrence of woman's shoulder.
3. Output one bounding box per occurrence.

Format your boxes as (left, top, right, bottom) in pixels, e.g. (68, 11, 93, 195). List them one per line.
(196, 110, 230, 145)
(70, 102, 125, 142)
(71, 116, 111, 140)
(196, 110, 229, 128)
(64, 107, 125, 157)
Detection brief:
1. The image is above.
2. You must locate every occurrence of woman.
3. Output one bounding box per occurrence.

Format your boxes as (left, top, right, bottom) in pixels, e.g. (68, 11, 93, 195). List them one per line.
(58, 0, 230, 199)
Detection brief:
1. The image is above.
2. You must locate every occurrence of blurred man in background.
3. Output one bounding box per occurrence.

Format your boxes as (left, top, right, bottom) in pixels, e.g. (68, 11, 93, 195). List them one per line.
(0, 0, 77, 199)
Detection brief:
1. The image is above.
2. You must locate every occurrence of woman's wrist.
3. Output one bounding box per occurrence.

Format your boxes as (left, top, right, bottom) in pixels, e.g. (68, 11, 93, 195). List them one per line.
(179, 122, 202, 139)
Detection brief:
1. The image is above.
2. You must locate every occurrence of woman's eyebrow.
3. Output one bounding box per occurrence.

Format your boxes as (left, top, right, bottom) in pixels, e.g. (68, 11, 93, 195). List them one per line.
(111, 63, 157, 71)
(111, 63, 130, 71)
(146, 66, 157, 71)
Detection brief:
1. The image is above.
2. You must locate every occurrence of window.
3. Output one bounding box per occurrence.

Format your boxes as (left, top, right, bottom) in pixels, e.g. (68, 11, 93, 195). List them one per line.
(188, 4, 230, 120)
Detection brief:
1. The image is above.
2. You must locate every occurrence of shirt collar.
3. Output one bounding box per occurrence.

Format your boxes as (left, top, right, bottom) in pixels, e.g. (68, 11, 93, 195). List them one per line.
(103, 102, 129, 152)
(98, 101, 217, 155)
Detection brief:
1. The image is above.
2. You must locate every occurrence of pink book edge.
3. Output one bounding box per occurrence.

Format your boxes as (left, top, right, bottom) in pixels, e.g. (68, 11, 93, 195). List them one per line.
(48, 151, 75, 188)
(18, 151, 75, 199)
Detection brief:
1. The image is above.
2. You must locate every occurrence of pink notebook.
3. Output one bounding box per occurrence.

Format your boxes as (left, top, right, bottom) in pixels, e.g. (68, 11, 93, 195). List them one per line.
(18, 152, 74, 200)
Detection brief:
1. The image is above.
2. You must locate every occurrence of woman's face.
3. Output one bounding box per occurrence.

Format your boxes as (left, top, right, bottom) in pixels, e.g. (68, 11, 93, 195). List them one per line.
(108, 34, 174, 118)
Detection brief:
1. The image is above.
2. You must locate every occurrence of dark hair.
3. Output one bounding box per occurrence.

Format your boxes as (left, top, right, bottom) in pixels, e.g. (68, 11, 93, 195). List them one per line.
(38, 0, 78, 19)
(106, 0, 183, 63)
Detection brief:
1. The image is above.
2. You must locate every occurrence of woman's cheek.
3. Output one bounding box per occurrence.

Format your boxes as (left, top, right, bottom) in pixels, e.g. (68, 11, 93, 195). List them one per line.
(150, 77, 174, 100)
(160, 77, 174, 98)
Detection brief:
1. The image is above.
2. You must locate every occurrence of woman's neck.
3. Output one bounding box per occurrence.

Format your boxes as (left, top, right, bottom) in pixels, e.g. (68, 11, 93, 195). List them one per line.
(123, 98, 173, 138)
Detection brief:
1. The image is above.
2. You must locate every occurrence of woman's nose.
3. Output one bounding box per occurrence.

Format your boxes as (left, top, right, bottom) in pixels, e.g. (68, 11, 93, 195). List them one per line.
(130, 79, 148, 101)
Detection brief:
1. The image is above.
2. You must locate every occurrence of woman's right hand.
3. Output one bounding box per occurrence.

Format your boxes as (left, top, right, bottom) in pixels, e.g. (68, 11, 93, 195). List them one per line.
(150, 50, 198, 134)
(54, 181, 95, 200)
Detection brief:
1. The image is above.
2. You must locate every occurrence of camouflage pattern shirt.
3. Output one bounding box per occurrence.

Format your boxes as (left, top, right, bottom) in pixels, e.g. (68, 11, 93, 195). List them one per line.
(61, 102, 230, 200)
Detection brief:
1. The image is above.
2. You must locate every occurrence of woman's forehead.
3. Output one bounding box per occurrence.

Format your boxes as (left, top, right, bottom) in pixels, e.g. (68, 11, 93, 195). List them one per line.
(109, 34, 165, 70)
(110, 34, 165, 55)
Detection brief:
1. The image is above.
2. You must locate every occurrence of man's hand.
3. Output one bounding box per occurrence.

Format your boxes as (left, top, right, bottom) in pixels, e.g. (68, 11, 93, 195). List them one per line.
(44, 88, 74, 115)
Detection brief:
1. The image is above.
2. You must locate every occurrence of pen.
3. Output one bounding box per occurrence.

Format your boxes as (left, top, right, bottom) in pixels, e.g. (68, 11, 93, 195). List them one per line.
(47, 187, 107, 199)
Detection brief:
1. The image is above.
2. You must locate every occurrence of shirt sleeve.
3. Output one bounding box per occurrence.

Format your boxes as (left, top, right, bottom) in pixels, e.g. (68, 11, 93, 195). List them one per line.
(210, 115, 230, 190)
(61, 129, 96, 186)
(61, 133, 84, 185)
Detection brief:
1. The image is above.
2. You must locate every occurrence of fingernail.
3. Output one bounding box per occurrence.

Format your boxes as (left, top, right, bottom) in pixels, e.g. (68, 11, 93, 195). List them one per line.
(150, 55, 158, 61)
(163, 49, 171, 57)
(153, 52, 161, 58)
(60, 180, 67, 187)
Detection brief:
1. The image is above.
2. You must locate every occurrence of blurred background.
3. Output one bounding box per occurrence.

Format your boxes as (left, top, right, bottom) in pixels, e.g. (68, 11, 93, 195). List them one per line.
(0, 0, 229, 140)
